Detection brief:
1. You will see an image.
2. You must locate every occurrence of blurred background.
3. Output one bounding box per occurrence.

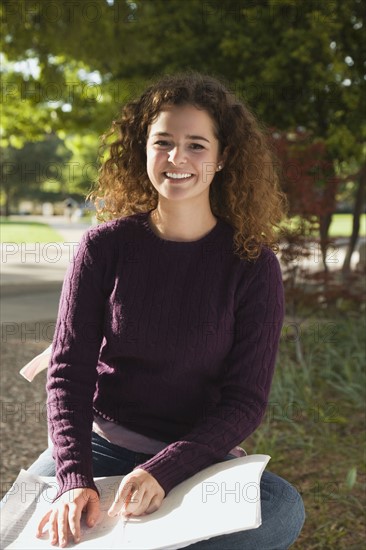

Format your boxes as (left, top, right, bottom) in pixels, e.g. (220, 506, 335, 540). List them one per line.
(0, 1, 365, 548)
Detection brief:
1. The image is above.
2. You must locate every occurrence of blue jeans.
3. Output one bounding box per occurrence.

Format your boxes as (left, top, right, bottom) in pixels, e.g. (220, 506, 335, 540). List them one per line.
(27, 433, 305, 549)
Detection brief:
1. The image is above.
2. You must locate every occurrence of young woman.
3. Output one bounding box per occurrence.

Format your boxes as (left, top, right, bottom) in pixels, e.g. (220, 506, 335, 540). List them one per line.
(29, 71, 305, 548)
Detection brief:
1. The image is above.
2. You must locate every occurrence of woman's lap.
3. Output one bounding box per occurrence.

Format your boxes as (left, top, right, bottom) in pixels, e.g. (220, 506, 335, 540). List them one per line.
(26, 434, 305, 549)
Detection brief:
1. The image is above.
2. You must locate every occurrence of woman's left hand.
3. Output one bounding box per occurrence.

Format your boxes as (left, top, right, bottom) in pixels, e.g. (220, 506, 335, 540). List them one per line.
(107, 469, 165, 518)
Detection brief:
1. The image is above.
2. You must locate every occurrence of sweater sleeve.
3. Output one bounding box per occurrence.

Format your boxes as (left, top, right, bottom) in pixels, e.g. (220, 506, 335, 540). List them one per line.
(46, 229, 106, 501)
(135, 250, 285, 496)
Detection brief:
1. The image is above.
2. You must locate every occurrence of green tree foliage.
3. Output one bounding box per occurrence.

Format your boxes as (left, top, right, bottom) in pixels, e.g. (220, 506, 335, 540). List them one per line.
(1, 0, 364, 222)
(2, 0, 364, 151)
(1, 134, 72, 215)
(62, 133, 100, 195)
(0, 70, 55, 147)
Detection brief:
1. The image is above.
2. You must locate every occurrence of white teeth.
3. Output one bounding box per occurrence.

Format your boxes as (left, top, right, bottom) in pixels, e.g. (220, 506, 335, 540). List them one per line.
(165, 172, 193, 179)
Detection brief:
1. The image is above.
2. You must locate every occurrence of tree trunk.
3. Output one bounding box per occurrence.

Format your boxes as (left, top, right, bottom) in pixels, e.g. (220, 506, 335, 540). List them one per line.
(342, 165, 366, 274)
(4, 190, 11, 217)
(319, 212, 333, 271)
(318, 158, 339, 272)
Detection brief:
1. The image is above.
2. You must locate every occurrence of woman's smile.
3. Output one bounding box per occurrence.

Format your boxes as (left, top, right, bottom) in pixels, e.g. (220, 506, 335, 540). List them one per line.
(163, 171, 195, 182)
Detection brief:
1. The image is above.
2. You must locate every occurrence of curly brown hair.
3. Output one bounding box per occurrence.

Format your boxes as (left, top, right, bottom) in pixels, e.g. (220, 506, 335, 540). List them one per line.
(88, 70, 288, 260)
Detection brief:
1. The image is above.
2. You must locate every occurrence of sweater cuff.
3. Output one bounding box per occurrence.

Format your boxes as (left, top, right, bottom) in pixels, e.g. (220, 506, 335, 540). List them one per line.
(134, 454, 189, 497)
(54, 473, 100, 502)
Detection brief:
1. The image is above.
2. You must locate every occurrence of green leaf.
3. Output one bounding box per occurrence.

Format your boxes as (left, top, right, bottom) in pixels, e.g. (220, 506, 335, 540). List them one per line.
(345, 467, 357, 489)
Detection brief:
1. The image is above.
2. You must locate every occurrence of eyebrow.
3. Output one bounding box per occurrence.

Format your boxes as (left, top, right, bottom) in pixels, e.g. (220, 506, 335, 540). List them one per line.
(151, 132, 210, 143)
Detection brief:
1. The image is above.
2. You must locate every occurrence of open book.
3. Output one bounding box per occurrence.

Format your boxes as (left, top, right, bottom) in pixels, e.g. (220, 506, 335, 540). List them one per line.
(1, 454, 270, 549)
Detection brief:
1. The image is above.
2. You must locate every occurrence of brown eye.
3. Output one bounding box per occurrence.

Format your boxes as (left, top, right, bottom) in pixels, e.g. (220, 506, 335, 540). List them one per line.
(155, 141, 170, 146)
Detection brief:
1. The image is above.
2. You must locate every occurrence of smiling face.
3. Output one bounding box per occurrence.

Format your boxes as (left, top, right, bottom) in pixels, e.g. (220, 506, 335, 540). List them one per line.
(146, 103, 225, 205)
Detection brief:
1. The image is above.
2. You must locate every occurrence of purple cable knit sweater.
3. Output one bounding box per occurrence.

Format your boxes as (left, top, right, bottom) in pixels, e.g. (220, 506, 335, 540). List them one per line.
(47, 209, 284, 500)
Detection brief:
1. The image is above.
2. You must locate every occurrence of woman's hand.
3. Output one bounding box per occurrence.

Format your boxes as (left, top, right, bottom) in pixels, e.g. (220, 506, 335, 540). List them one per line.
(108, 469, 165, 518)
(36, 487, 100, 547)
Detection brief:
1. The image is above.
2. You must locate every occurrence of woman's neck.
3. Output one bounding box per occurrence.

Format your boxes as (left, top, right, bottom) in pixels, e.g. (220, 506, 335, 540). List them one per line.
(148, 207, 218, 242)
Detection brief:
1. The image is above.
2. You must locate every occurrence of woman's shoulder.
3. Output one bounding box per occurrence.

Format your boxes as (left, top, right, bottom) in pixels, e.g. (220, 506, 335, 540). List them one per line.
(251, 246, 282, 276)
(235, 243, 281, 270)
(218, 219, 280, 266)
(233, 245, 283, 291)
(257, 245, 281, 265)
(82, 211, 147, 246)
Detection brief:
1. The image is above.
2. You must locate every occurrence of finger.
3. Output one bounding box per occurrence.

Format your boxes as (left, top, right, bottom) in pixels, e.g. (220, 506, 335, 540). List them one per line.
(57, 505, 69, 548)
(126, 488, 152, 517)
(108, 482, 137, 517)
(85, 495, 100, 528)
(121, 487, 141, 515)
(68, 503, 82, 544)
(36, 510, 52, 537)
(49, 509, 59, 546)
(144, 495, 163, 515)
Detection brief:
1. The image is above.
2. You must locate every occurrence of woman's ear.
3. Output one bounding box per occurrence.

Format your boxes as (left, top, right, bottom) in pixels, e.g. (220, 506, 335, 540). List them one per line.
(217, 146, 228, 170)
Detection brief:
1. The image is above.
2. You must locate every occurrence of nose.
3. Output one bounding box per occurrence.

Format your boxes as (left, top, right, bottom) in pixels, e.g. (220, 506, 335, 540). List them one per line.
(167, 145, 187, 165)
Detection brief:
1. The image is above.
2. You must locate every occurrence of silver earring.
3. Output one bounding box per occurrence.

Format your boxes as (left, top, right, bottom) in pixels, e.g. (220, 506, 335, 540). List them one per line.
(217, 164, 222, 171)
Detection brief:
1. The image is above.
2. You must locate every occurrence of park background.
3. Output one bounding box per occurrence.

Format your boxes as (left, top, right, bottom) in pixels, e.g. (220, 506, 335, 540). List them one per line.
(0, 1, 365, 548)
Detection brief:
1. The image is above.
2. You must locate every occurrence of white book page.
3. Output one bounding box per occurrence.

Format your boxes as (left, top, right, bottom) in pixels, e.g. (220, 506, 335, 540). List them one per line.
(19, 345, 52, 382)
(1, 455, 270, 550)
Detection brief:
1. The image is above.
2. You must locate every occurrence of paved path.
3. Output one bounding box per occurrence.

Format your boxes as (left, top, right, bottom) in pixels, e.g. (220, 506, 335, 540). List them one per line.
(1, 216, 92, 323)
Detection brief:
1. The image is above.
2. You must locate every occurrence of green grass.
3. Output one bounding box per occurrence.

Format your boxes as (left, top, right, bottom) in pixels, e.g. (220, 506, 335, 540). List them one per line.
(0, 219, 63, 243)
(281, 213, 366, 238)
(244, 315, 365, 549)
(329, 213, 366, 237)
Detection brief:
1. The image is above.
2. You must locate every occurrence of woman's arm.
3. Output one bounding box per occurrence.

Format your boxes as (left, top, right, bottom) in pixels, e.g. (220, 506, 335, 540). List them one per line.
(36, 228, 108, 545)
(134, 249, 285, 496)
(47, 228, 107, 500)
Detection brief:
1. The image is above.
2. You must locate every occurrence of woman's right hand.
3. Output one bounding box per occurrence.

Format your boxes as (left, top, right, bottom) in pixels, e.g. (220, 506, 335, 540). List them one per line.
(36, 487, 100, 547)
